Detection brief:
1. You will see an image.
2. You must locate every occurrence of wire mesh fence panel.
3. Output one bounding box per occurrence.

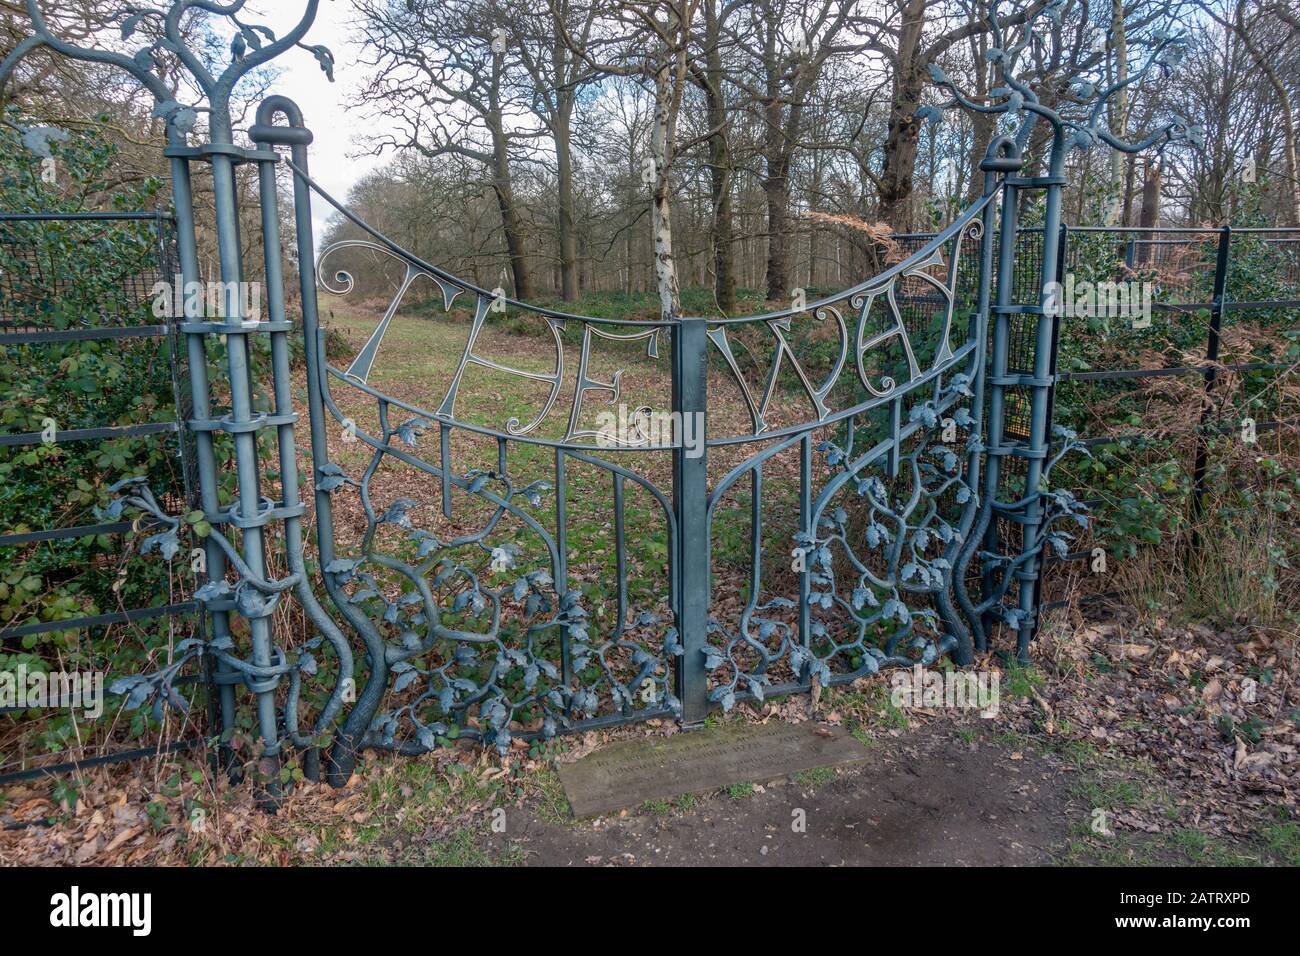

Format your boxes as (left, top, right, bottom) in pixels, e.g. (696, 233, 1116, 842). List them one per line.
(1037, 226, 1300, 614)
(0, 213, 206, 784)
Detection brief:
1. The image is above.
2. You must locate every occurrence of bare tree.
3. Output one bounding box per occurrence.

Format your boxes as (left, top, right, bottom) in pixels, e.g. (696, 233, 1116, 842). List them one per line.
(692, 0, 740, 311)
(867, 0, 1009, 228)
(491, 0, 598, 300)
(559, 0, 699, 319)
(1204, 0, 1300, 225)
(351, 0, 540, 297)
(727, 0, 863, 302)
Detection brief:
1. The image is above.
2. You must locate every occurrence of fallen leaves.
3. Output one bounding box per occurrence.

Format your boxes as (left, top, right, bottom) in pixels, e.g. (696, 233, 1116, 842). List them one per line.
(1034, 609, 1297, 841)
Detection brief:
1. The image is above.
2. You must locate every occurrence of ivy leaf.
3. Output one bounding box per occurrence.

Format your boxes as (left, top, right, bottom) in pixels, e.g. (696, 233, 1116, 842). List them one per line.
(308, 44, 336, 81)
(142, 529, 180, 561)
(380, 498, 417, 527)
(20, 126, 70, 159)
(195, 580, 233, 603)
(236, 587, 269, 618)
(395, 417, 429, 447)
(882, 599, 910, 623)
(914, 104, 945, 128)
(317, 471, 348, 492)
(709, 687, 736, 712)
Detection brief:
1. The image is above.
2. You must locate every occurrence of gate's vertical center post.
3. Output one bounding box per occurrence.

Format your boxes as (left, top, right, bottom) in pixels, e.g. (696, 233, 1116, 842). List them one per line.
(673, 317, 709, 726)
(980, 153, 1023, 639)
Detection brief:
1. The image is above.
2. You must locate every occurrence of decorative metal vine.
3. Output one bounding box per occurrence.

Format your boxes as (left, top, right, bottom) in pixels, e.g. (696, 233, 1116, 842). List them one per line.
(0, 0, 1201, 788)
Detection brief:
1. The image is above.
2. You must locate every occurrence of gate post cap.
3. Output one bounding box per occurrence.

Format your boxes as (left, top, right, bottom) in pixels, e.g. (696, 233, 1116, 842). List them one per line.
(250, 95, 313, 146)
(980, 135, 1023, 172)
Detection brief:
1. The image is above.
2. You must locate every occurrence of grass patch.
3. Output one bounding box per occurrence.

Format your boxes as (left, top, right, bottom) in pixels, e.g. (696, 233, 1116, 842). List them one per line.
(530, 767, 572, 826)
(824, 683, 910, 739)
(1259, 819, 1300, 866)
(396, 827, 524, 867)
(1003, 661, 1045, 700)
(1057, 825, 1278, 867)
(794, 766, 837, 789)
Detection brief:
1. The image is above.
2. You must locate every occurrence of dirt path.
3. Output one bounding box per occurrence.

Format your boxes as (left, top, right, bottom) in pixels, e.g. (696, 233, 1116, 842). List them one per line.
(479, 722, 1075, 866)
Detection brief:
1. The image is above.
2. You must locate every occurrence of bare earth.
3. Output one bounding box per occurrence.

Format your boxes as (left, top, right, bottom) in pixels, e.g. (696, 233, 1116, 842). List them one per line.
(480, 721, 1073, 866)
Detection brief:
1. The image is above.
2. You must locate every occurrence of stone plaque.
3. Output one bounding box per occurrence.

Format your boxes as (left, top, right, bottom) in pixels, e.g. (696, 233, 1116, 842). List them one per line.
(556, 721, 870, 817)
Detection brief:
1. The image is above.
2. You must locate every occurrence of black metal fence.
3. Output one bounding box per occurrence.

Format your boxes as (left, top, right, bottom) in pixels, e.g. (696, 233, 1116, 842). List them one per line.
(1042, 226, 1297, 611)
(892, 224, 1298, 613)
(0, 212, 208, 785)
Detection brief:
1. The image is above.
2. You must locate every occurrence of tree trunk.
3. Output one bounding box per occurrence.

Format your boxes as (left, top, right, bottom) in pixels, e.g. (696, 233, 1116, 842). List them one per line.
(710, 143, 737, 311)
(703, 2, 736, 312)
(878, 0, 927, 230)
(1106, 0, 1128, 225)
(763, 85, 807, 303)
(966, 110, 996, 203)
(1136, 158, 1161, 266)
(490, 123, 531, 299)
(651, 60, 681, 320)
(764, 130, 791, 303)
(1234, 5, 1300, 226)
(555, 97, 580, 300)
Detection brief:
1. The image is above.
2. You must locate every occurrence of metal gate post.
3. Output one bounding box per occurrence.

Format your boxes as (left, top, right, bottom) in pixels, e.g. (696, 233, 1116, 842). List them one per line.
(160, 124, 284, 790)
(1013, 136, 1069, 661)
(672, 317, 709, 725)
(1190, 225, 1232, 552)
(200, 128, 283, 788)
(979, 153, 1023, 641)
(1030, 222, 1069, 638)
(249, 99, 390, 786)
(164, 122, 239, 765)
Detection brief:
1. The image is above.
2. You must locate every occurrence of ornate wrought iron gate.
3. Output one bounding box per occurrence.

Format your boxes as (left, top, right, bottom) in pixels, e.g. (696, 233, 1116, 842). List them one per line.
(1, 0, 1194, 791)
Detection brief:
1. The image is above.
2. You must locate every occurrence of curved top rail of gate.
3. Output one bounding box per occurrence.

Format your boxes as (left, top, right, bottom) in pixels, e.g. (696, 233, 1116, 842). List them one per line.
(292, 156, 1001, 453)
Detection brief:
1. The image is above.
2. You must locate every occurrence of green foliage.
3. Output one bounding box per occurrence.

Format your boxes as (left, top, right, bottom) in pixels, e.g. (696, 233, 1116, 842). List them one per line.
(0, 114, 206, 762)
(1048, 217, 1298, 613)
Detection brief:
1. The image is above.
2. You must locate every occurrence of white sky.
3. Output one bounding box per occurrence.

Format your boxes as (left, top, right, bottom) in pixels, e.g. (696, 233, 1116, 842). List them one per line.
(244, 1, 385, 244)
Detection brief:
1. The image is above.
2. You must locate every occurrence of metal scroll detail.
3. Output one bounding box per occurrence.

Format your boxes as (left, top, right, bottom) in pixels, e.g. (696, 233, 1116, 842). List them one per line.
(302, 180, 683, 766)
(2, 0, 1196, 791)
(702, 207, 1000, 709)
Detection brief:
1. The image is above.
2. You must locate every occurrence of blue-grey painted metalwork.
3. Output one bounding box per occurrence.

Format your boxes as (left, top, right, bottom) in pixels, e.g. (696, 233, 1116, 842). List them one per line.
(0, 0, 1199, 794)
